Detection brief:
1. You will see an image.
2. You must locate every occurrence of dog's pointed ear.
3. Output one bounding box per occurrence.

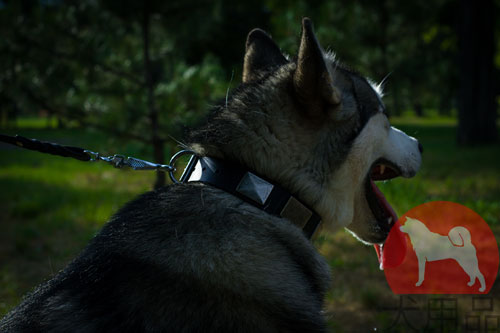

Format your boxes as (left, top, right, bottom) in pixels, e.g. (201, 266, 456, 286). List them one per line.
(243, 29, 287, 83)
(294, 18, 342, 118)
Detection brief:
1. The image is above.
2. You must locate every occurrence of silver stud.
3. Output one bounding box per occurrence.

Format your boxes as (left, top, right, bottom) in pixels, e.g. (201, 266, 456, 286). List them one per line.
(236, 172, 273, 205)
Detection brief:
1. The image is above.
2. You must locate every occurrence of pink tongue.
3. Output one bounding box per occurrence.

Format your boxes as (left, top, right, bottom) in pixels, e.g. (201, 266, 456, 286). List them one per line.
(370, 180, 407, 269)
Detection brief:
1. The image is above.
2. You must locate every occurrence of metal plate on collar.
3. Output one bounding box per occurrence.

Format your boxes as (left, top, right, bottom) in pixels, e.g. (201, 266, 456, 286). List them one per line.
(236, 172, 274, 205)
(280, 197, 313, 228)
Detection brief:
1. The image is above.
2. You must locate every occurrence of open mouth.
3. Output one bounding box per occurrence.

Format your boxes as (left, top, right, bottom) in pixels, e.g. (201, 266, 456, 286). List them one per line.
(366, 158, 406, 269)
(366, 158, 401, 232)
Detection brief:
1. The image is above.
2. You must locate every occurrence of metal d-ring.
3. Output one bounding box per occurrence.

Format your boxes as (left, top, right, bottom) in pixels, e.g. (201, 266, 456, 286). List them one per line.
(168, 150, 198, 184)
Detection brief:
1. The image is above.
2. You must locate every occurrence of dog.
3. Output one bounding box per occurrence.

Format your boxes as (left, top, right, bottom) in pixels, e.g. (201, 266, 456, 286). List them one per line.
(0, 18, 422, 332)
(400, 217, 486, 292)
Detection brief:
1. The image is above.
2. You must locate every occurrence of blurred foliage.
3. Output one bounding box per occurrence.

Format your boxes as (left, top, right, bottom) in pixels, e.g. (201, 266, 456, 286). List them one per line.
(1, 0, 497, 126)
(0, 0, 498, 180)
(264, 0, 464, 116)
(0, 0, 237, 142)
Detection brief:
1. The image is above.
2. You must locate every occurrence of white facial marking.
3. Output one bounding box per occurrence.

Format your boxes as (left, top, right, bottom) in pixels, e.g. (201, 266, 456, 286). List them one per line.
(383, 126, 422, 177)
(317, 113, 422, 232)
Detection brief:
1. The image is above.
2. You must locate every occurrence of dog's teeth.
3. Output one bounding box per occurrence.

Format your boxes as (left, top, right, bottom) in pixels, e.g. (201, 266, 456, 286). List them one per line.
(387, 217, 393, 225)
(380, 164, 386, 175)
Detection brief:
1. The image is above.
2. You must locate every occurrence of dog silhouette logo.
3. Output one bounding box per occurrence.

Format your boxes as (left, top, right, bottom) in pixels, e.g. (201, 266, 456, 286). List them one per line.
(384, 201, 498, 294)
(400, 217, 485, 292)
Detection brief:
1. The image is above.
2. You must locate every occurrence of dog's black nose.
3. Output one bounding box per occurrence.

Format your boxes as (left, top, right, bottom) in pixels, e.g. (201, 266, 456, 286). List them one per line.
(418, 142, 424, 154)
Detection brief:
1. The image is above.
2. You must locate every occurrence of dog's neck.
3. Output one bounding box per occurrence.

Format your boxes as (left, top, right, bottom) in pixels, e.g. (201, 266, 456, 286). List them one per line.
(184, 156, 322, 239)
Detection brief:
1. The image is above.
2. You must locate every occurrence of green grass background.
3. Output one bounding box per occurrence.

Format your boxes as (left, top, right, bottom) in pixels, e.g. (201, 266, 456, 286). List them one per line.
(0, 116, 499, 331)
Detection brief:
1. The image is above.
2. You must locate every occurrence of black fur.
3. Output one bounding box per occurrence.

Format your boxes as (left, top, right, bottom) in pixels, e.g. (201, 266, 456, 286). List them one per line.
(0, 185, 331, 332)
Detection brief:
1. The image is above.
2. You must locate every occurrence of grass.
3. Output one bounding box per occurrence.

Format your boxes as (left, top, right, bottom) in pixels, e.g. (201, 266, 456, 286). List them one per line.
(0, 117, 499, 331)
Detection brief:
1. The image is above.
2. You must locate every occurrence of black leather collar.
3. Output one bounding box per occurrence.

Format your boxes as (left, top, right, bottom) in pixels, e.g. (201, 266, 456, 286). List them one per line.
(181, 155, 321, 239)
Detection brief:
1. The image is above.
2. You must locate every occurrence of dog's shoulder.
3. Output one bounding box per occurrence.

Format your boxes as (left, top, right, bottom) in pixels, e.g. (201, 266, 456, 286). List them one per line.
(1, 183, 331, 332)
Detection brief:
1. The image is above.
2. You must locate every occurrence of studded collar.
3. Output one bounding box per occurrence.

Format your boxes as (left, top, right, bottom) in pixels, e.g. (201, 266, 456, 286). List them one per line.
(181, 156, 321, 239)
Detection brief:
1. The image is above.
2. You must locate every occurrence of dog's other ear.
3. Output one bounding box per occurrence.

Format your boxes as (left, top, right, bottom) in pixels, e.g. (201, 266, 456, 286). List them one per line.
(243, 29, 287, 83)
(294, 18, 342, 118)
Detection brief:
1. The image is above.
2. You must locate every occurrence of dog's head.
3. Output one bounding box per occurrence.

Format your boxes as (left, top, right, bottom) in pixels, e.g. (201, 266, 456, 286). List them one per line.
(188, 18, 422, 245)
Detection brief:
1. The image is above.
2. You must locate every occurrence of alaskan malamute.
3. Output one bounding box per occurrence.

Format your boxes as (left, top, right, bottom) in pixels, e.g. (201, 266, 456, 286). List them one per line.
(1, 18, 422, 332)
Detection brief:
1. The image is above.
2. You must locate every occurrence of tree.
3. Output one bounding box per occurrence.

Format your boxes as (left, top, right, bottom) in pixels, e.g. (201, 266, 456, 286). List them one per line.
(457, 0, 498, 145)
(0, 0, 274, 188)
(0, 1, 229, 188)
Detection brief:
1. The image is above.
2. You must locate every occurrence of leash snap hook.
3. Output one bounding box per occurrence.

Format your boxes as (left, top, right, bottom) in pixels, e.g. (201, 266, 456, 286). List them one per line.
(110, 155, 126, 168)
(85, 151, 125, 168)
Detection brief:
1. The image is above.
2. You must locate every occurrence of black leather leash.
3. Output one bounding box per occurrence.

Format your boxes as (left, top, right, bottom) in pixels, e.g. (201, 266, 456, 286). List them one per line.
(0, 133, 321, 239)
(0, 133, 178, 179)
(0, 134, 92, 161)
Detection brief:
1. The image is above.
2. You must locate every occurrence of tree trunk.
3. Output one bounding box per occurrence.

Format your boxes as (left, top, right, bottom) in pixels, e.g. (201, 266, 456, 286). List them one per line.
(142, 4, 166, 189)
(414, 102, 423, 117)
(1, 108, 8, 128)
(457, 0, 497, 145)
(391, 85, 401, 117)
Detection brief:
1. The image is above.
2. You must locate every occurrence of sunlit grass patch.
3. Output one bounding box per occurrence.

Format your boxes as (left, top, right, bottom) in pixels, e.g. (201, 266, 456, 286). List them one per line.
(13, 116, 59, 129)
(391, 114, 457, 127)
